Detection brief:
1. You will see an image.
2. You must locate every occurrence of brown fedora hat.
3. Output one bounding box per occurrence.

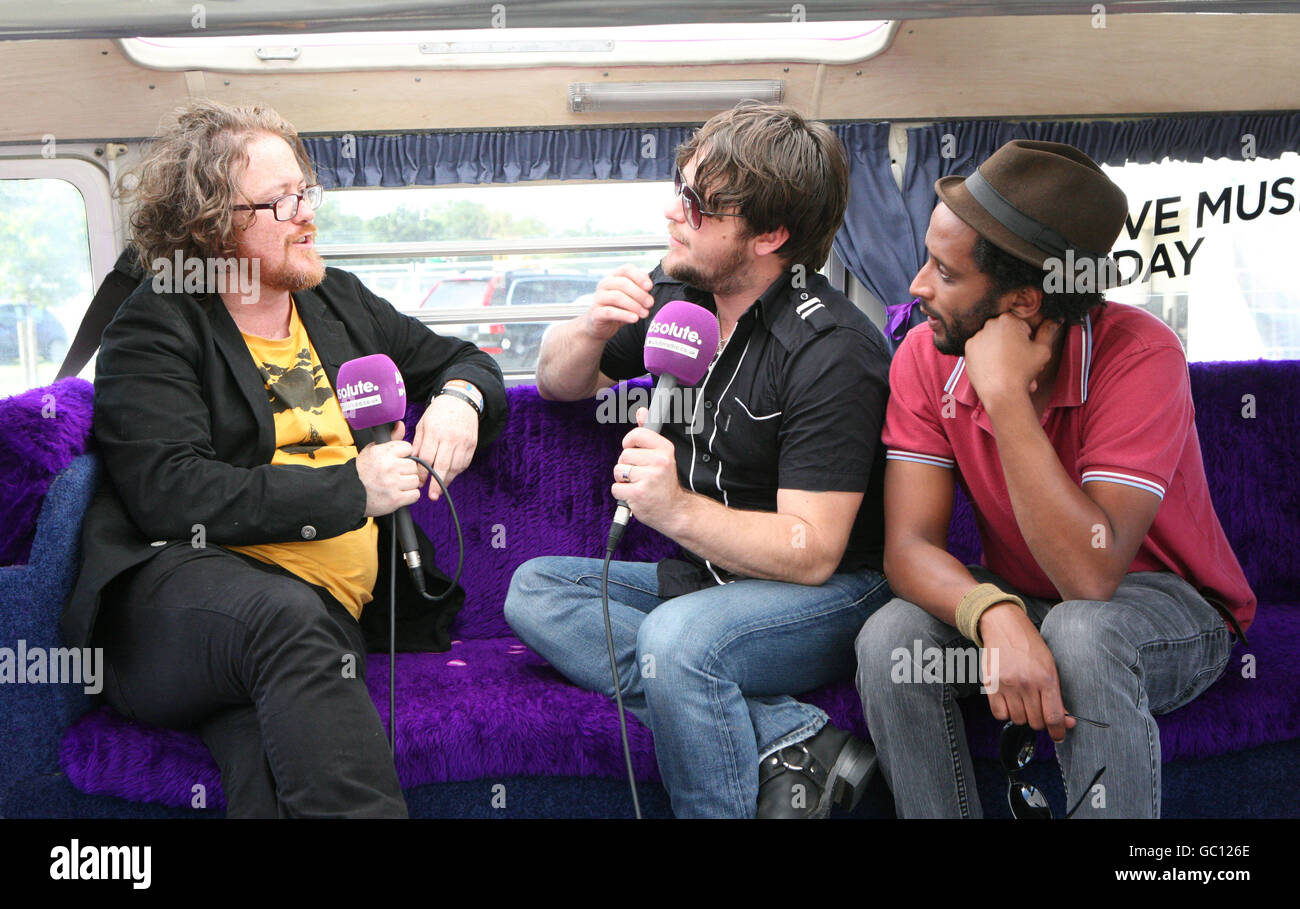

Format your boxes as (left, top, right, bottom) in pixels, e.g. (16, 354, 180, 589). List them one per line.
(936, 139, 1129, 277)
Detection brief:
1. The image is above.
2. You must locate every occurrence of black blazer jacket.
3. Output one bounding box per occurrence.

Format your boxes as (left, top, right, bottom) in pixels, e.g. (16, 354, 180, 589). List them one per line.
(62, 267, 507, 650)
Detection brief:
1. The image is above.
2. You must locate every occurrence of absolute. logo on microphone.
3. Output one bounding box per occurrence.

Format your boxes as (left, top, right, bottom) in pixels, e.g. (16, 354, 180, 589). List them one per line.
(337, 378, 383, 416)
(337, 356, 408, 430)
(646, 319, 705, 359)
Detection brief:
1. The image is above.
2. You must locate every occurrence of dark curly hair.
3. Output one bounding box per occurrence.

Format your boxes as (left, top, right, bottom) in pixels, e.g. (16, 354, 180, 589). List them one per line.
(971, 236, 1105, 325)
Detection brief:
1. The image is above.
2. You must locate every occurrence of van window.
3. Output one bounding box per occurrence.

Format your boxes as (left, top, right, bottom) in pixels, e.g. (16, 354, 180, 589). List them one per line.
(0, 178, 92, 397)
(315, 180, 669, 375)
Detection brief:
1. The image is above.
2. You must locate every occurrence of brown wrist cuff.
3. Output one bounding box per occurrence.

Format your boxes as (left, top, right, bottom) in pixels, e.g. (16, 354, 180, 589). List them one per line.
(956, 583, 1027, 648)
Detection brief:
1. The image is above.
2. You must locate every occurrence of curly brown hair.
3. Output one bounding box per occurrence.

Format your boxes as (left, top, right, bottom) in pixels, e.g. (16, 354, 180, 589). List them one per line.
(675, 101, 849, 271)
(121, 100, 315, 273)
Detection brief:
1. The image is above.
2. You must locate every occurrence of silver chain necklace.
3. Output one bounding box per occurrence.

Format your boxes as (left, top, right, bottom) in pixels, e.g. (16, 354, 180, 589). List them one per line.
(714, 322, 735, 361)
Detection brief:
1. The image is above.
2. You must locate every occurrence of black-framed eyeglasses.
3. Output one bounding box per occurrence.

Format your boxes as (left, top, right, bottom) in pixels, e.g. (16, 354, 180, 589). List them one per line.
(999, 715, 1108, 819)
(233, 184, 324, 221)
(673, 167, 744, 231)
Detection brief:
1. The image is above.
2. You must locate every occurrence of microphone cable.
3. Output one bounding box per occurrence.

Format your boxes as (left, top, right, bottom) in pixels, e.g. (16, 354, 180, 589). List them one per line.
(385, 447, 639, 817)
(603, 519, 642, 819)
(404, 455, 464, 602)
(384, 454, 464, 753)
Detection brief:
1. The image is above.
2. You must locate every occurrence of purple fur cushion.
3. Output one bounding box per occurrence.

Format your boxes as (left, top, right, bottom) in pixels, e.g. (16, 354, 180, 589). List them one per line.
(404, 381, 680, 640)
(60, 604, 1299, 808)
(0, 378, 93, 566)
(39, 363, 1300, 807)
(1187, 361, 1300, 604)
(62, 637, 661, 808)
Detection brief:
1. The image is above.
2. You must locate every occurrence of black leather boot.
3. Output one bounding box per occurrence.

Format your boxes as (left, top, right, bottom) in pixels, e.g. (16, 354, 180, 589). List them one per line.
(756, 724, 876, 819)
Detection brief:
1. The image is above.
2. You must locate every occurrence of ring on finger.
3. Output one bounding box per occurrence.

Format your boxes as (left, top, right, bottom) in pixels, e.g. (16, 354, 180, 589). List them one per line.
(621, 464, 632, 483)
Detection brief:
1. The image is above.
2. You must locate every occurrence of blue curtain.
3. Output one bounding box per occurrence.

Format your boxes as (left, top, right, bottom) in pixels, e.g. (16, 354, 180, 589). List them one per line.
(906, 113, 1300, 204)
(303, 126, 696, 188)
(830, 122, 917, 336)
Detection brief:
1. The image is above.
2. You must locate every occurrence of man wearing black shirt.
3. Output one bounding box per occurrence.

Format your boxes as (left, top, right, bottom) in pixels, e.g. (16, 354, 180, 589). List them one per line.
(69, 101, 506, 818)
(504, 102, 892, 818)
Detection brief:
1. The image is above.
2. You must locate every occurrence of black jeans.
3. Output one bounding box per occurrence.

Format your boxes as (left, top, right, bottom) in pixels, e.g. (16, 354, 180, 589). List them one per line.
(96, 541, 408, 818)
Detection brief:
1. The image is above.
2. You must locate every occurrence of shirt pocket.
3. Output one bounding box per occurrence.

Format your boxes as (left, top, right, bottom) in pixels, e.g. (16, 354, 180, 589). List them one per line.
(731, 396, 783, 424)
(718, 395, 783, 484)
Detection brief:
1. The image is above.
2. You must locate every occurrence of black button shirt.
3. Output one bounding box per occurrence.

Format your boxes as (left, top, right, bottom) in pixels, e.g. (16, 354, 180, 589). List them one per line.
(599, 265, 891, 595)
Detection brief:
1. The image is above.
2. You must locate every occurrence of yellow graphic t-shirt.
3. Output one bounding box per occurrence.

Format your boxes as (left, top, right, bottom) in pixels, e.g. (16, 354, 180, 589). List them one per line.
(227, 302, 378, 618)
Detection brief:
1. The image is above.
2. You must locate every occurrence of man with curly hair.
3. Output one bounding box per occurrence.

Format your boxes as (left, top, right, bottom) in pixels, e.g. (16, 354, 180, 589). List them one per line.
(63, 100, 507, 817)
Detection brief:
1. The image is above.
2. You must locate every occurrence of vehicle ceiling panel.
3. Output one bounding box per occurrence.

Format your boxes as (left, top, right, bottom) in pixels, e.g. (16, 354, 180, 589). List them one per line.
(1, 0, 1296, 40)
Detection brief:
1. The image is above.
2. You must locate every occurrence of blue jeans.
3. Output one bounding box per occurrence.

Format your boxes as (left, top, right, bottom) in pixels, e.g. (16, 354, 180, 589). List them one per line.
(854, 568, 1234, 818)
(505, 557, 892, 818)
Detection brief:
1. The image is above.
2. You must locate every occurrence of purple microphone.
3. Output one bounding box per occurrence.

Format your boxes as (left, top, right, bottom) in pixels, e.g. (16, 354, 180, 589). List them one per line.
(640, 299, 719, 431)
(608, 300, 719, 549)
(337, 354, 427, 594)
(337, 353, 407, 429)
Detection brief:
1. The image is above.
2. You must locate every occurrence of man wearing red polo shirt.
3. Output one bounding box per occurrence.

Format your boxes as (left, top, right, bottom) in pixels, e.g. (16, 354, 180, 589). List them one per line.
(855, 140, 1255, 818)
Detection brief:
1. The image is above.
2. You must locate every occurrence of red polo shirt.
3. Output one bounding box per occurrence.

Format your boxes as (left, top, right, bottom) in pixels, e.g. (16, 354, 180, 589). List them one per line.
(883, 302, 1256, 633)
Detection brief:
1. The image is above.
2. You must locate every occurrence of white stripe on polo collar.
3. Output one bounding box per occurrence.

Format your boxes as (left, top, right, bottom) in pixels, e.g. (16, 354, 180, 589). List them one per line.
(1081, 314, 1093, 404)
(944, 358, 966, 394)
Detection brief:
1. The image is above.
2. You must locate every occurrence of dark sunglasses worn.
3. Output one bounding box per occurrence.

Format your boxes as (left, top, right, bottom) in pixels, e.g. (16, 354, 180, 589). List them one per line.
(999, 714, 1108, 819)
(673, 167, 744, 231)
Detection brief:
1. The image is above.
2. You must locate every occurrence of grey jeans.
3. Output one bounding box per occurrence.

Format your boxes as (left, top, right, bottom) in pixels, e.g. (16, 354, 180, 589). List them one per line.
(854, 568, 1234, 818)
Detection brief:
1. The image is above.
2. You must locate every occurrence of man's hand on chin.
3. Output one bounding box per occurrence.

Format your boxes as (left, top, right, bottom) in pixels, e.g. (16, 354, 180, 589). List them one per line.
(964, 313, 1062, 411)
(610, 406, 691, 536)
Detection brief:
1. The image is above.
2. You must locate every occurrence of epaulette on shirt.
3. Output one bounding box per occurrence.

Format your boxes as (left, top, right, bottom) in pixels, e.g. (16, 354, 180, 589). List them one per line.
(764, 283, 879, 353)
(793, 295, 836, 333)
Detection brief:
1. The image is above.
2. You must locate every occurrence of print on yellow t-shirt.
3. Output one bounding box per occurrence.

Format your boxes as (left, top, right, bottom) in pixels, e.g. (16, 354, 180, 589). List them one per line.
(227, 302, 379, 618)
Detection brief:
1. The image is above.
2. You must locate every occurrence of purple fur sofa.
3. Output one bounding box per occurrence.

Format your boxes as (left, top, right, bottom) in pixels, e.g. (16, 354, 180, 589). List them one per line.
(1, 361, 1298, 818)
